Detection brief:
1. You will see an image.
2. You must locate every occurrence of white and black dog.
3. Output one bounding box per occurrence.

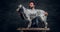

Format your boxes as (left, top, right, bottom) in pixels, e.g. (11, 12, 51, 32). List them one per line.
(16, 4, 48, 28)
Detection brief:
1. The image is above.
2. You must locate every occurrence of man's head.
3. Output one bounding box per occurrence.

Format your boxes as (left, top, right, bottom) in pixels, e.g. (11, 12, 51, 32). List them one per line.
(28, 1, 35, 8)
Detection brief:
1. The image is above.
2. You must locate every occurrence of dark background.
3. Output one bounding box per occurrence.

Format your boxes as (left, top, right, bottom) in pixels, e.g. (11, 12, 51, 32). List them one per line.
(0, 0, 60, 32)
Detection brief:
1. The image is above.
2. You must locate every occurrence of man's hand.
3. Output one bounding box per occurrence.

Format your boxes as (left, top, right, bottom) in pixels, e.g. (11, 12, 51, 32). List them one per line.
(44, 12, 48, 16)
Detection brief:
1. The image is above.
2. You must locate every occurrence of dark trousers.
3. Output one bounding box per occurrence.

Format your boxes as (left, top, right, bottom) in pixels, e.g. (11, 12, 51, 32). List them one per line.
(31, 16, 45, 28)
(24, 17, 45, 32)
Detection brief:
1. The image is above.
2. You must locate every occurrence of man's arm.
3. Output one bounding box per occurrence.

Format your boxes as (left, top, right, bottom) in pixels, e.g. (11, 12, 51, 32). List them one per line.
(39, 10, 48, 21)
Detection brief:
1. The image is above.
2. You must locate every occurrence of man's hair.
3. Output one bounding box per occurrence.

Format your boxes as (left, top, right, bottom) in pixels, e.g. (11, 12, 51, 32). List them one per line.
(29, 1, 35, 5)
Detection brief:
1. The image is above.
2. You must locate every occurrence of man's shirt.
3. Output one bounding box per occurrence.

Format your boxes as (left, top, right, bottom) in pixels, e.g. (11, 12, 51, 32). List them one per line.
(24, 9, 45, 21)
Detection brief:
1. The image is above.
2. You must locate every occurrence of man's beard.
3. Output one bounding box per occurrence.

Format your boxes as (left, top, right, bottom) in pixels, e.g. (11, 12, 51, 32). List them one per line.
(29, 7, 34, 9)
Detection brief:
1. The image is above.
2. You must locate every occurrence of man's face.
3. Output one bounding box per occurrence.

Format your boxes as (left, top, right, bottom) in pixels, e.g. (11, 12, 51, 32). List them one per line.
(29, 2, 35, 8)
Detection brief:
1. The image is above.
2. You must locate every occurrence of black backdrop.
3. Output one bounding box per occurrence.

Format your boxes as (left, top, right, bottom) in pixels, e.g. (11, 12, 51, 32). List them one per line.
(0, 0, 60, 32)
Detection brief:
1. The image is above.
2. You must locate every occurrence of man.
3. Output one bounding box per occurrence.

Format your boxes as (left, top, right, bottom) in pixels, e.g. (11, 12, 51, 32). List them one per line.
(16, 1, 48, 28)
